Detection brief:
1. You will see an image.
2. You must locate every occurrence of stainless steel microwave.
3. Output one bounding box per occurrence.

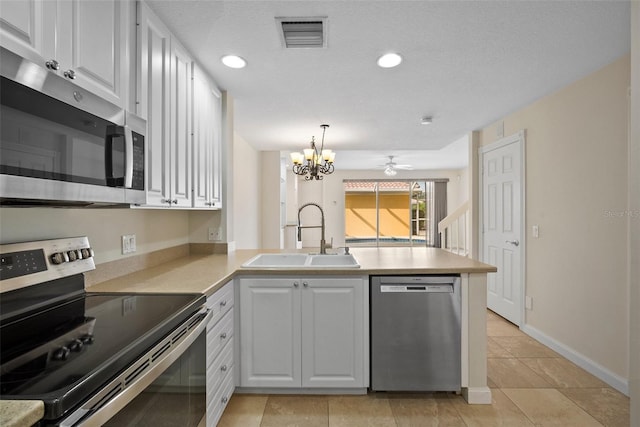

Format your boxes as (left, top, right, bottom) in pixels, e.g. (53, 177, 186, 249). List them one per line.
(0, 48, 146, 207)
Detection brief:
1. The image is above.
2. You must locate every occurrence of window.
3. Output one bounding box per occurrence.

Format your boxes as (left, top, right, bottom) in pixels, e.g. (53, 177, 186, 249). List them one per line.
(344, 180, 446, 247)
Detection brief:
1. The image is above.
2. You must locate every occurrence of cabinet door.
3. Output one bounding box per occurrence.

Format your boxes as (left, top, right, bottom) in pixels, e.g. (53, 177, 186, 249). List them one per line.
(210, 88, 222, 208)
(301, 278, 366, 388)
(239, 278, 301, 387)
(0, 0, 53, 65)
(169, 39, 192, 207)
(193, 67, 222, 209)
(57, 0, 127, 107)
(138, 2, 171, 206)
(192, 65, 213, 208)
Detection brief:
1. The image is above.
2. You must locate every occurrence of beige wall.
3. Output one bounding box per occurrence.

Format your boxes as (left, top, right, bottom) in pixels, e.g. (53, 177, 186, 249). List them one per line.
(479, 55, 630, 385)
(233, 132, 261, 249)
(0, 208, 190, 264)
(629, 2, 639, 422)
(260, 151, 283, 249)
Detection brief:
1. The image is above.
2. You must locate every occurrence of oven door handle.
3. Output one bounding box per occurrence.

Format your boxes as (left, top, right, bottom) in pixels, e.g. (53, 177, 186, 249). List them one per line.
(60, 306, 212, 427)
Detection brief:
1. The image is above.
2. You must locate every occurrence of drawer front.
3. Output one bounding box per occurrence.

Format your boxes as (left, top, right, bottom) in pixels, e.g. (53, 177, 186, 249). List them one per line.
(206, 308, 233, 368)
(207, 281, 234, 326)
(206, 337, 233, 397)
(207, 366, 234, 427)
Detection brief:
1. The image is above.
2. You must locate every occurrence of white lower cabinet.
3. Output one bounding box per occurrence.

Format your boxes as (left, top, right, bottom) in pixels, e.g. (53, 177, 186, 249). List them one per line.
(206, 281, 234, 426)
(239, 276, 368, 389)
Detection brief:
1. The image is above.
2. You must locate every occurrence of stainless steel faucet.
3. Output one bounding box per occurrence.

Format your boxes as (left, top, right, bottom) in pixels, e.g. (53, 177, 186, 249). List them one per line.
(297, 202, 329, 254)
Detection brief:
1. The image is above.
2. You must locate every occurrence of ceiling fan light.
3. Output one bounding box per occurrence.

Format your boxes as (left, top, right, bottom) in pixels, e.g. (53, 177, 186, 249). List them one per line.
(384, 166, 397, 176)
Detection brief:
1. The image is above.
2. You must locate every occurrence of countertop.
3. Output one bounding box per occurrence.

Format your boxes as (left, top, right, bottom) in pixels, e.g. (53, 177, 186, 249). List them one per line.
(88, 247, 496, 296)
(0, 401, 43, 427)
(3, 247, 495, 425)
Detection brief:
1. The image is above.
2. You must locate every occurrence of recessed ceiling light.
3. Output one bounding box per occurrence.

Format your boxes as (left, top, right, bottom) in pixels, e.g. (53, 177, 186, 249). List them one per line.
(421, 116, 433, 125)
(377, 53, 402, 68)
(221, 55, 247, 69)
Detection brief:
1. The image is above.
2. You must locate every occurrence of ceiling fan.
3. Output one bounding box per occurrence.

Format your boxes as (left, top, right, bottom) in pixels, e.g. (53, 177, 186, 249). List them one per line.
(378, 156, 413, 176)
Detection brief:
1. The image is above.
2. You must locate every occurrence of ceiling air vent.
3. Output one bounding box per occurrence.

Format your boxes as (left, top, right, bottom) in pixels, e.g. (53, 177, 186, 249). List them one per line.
(276, 17, 327, 48)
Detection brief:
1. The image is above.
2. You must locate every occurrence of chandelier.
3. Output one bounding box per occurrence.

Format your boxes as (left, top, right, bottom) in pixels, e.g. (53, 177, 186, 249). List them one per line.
(290, 124, 335, 180)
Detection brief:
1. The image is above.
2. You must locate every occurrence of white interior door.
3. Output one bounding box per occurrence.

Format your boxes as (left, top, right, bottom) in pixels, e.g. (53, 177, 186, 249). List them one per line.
(481, 132, 525, 325)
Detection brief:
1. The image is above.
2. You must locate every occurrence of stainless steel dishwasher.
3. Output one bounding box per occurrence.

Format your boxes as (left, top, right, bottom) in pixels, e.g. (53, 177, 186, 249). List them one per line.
(370, 275, 461, 391)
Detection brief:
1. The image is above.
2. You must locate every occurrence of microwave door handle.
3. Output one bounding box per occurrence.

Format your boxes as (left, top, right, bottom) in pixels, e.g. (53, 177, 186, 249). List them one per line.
(124, 125, 134, 188)
(105, 125, 125, 187)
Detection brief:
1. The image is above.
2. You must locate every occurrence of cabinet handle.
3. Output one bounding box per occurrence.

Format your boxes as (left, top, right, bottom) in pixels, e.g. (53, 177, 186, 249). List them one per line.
(221, 396, 228, 404)
(220, 300, 227, 307)
(161, 198, 172, 204)
(172, 199, 178, 204)
(303, 282, 308, 288)
(63, 69, 76, 80)
(221, 365, 227, 372)
(220, 332, 227, 339)
(293, 282, 299, 288)
(45, 59, 60, 70)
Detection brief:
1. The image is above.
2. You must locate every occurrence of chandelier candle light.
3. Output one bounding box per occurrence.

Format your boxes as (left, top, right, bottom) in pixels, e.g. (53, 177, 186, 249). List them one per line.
(290, 124, 335, 180)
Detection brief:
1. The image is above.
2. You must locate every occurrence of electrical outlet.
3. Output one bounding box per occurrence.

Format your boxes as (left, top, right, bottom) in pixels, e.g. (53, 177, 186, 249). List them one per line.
(525, 295, 533, 310)
(121, 234, 136, 254)
(208, 227, 222, 241)
(121, 235, 129, 254)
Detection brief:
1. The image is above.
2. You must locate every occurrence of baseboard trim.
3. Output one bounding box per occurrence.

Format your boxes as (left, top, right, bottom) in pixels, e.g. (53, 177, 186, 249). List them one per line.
(521, 323, 629, 396)
(462, 386, 492, 404)
(235, 387, 368, 395)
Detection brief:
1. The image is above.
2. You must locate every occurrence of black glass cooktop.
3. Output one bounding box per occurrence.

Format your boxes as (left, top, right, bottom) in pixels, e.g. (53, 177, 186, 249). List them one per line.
(0, 277, 204, 420)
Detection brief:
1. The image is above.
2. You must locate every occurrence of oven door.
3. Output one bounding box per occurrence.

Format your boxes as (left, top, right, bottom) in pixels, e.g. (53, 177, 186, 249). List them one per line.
(58, 308, 211, 427)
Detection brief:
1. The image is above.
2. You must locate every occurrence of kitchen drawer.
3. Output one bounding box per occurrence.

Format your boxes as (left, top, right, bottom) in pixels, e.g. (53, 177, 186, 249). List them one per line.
(207, 365, 234, 427)
(206, 308, 233, 368)
(207, 281, 234, 326)
(206, 337, 233, 398)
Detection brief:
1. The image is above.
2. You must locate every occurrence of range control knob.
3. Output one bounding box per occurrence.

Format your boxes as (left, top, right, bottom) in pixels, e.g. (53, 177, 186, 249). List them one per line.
(80, 334, 94, 345)
(67, 250, 78, 262)
(80, 248, 94, 259)
(52, 346, 71, 361)
(50, 252, 68, 265)
(68, 339, 83, 352)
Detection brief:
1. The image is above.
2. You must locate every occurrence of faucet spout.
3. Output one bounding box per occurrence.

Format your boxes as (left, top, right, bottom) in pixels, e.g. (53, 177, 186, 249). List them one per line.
(297, 202, 328, 254)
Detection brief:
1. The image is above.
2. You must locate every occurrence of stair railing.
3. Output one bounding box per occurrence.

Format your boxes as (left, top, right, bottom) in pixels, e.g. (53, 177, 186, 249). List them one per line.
(438, 201, 469, 256)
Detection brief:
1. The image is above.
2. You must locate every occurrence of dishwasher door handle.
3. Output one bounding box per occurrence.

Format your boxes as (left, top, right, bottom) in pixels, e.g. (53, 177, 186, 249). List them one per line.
(380, 284, 454, 293)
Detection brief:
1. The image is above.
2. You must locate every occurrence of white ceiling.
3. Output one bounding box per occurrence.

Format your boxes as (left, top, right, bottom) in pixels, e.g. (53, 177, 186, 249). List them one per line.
(146, 0, 630, 170)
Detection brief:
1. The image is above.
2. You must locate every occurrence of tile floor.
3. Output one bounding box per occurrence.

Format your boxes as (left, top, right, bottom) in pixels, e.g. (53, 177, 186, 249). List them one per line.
(218, 310, 630, 426)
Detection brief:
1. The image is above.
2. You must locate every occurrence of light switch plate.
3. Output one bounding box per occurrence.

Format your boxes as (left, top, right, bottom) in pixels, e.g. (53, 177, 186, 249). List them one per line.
(532, 225, 539, 238)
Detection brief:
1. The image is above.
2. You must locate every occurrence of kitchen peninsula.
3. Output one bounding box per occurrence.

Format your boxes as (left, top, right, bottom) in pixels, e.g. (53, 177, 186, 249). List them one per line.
(88, 247, 496, 405)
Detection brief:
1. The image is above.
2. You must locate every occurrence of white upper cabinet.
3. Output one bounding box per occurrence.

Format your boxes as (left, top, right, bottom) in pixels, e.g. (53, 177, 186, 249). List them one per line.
(137, 2, 222, 209)
(137, 2, 171, 206)
(168, 39, 193, 208)
(137, 2, 193, 208)
(0, 0, 129, 108)
(193, 64, 222, 209)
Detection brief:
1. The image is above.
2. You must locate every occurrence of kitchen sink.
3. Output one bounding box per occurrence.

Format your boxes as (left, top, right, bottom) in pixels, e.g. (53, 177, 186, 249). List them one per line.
(307, 254, 359, 267)
(242, 253, 360, 268)
(241, 253, 308, 267)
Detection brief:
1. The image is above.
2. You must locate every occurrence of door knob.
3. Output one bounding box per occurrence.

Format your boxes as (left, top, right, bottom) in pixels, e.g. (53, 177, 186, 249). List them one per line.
(505, 240, 520, 246)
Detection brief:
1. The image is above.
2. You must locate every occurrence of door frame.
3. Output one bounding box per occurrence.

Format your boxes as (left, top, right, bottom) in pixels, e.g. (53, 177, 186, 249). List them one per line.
(478, 130, 526, 326)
